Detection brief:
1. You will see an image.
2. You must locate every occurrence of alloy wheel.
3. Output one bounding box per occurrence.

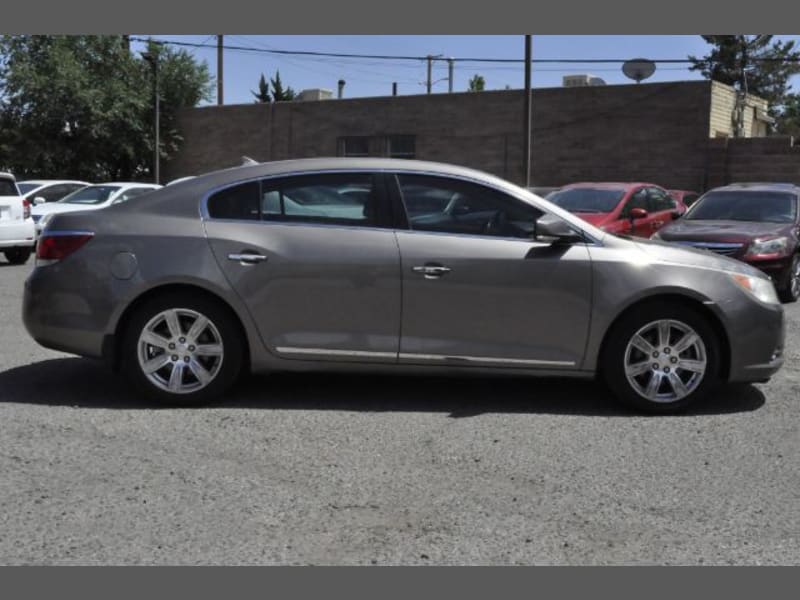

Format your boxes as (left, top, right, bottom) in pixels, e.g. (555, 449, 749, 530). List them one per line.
(623, 319, 707, 403)
(137, 308, 224, 394)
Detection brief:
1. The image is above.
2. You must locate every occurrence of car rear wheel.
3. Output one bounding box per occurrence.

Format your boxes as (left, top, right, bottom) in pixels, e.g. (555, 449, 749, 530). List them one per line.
(777, 254, 800, 303)
(122, 293, 244, 405)
(3, 247, 32, 265)
(601, 302, 721, 413)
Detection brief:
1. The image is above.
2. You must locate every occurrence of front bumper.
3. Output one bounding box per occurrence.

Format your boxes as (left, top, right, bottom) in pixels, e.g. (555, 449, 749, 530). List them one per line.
(723, 295, 785, 383)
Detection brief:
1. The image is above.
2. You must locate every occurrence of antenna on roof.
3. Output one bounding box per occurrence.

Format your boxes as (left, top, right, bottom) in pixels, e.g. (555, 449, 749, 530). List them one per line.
(241, 156, 259, 166)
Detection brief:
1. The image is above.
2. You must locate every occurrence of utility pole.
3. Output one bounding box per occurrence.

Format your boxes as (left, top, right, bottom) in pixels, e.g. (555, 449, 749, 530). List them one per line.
(426, 55, 433, 94)
(392, 82, 398, 96)
(217, 35, 224, 105)
(523, 35, 532, 188)
(142, 52, 160, 184)
(447, 58, 454, 93)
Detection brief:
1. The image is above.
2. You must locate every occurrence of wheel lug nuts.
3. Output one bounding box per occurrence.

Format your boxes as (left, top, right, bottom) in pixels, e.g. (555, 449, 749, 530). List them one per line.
(664, 348, 671, 354)
(652, 363, 659, 370)
(184, 357, 190, 363)
(670, 357, 678, 364)
(663, 367, 670, 373)
(179, 337, 186, 343)
(188, 345, 195, 352)
(171, 355, 178, 361)
(652, 351, 659, 358)
(168, 343, 176, 350)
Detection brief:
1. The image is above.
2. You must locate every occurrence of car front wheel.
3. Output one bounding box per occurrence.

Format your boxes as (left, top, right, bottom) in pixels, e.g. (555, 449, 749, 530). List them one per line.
(777, 254, 800, 303)
(122, 293, 244, 405)
(601, 302, 721, 413)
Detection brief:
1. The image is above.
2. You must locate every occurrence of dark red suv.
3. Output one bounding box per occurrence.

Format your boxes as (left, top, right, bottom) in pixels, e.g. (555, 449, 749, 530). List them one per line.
(653, 183, 800, 302)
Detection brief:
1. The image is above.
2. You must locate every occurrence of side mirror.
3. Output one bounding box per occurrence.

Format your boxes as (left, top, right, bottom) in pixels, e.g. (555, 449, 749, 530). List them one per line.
(535, 214, 584, 244)
(670, 210, 683, 219)
(33, 196, 46, 205)
(629, 207, 648, 220)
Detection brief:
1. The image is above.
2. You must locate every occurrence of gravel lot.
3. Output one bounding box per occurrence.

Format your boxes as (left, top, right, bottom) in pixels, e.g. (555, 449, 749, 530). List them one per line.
(1, 259, 798, 565)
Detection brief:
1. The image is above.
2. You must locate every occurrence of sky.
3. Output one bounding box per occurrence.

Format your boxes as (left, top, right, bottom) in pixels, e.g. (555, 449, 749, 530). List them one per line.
(130, 35, 800, 105)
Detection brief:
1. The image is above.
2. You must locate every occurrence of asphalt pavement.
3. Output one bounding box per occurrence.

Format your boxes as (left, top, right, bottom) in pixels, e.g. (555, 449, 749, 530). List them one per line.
(1, 259, 798, 565)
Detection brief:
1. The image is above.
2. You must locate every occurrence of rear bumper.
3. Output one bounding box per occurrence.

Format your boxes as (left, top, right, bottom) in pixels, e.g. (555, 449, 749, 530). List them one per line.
(0, 221, 36, 248)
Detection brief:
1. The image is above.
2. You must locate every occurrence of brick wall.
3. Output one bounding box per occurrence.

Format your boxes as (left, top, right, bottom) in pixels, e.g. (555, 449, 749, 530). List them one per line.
(165, 81, 718, 191)
(706, 136, 800, 188)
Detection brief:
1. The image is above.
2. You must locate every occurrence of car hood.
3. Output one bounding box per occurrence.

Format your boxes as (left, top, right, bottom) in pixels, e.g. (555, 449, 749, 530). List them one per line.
(32, 203, 105, 217)
(658, 219, 791, 242)
(626, 235, 766, 278)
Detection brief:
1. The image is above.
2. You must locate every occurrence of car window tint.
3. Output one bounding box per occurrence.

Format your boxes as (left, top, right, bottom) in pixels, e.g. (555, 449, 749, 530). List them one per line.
(0, 179, 18, 196)
(397, 174, 543, 239)
(548, 188, 624, 213)
(261, 173, 380, 227)
(208, 181, 260, 220)
(648, 188, 673, 212)
(621, 189, 648, 216)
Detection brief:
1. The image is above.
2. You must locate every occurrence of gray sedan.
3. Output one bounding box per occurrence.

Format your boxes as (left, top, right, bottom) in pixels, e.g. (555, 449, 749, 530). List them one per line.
(22, 158, 785, 412)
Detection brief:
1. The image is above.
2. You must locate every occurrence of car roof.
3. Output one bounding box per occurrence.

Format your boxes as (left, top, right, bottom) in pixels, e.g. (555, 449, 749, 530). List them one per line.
(711, 182, 800, 194)
(18, 179, 90, 185)
(113, 158, 551, 217)
(559, 182, 660, 191)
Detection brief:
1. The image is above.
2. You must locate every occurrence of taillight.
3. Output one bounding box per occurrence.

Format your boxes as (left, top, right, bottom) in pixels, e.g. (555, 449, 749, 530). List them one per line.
(22, 198, 30, 219)
(36, 231, 94, 266)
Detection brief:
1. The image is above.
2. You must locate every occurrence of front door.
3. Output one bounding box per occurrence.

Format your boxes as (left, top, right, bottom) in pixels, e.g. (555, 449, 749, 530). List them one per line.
(204, 172, 402, 362)
(391, 173, 592, 368)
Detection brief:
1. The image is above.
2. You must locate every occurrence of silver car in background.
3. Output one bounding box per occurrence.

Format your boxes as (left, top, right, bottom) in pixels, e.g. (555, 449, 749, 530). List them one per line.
(23, 159, 785, 412)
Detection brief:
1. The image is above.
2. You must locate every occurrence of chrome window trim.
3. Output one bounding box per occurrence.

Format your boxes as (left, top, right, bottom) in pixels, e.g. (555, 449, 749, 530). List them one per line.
(198, 167, 602, 245)
(275, 347, 396, 359)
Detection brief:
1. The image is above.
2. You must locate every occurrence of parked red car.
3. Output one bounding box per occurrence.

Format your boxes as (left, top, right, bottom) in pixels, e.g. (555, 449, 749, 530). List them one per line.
(548, 182, 682, 237)
(668, 189, 702, 215)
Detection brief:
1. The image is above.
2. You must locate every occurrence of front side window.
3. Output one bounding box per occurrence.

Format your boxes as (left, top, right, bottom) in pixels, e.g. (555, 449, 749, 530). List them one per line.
(648, 188, 674, 212)
(686, 191, 797, 223)
(549, 188, 625, 214)
(397, 174, 543, 238)
(621, 188, 648, 217)
(262, 173, 381, 226)
(61, 185, 121, 205)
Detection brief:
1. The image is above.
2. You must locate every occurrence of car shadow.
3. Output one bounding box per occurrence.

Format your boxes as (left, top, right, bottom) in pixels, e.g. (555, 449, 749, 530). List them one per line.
(0, 357, 766, 417)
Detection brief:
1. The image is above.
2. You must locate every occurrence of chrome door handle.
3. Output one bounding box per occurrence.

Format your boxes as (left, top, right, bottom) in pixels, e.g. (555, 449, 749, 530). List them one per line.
(228, 253, 268, 264)
(412, 264, 451, 279)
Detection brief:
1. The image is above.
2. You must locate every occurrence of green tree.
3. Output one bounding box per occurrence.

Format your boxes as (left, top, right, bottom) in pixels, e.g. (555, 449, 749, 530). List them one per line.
(776, 93, 800, 137)
(252, 73, 271, 103)
(688, 35, 800, 134)
(467, 74, 485, 92)
(270, 70, 296, 102)
(0, 35, 212, 180)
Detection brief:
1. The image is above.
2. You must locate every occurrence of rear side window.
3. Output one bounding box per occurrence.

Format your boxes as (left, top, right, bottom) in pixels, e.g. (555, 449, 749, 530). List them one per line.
(261, 173, 384, 227)
(0, 179, 19, 196)
(207, 181, 260, 220)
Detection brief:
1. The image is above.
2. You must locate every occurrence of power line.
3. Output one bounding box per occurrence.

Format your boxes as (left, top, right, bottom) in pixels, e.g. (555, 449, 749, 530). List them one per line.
(129, 36, 800, 65)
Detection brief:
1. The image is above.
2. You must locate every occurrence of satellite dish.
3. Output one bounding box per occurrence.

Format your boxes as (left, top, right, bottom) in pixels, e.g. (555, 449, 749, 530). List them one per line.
(622, 58, 656, 83)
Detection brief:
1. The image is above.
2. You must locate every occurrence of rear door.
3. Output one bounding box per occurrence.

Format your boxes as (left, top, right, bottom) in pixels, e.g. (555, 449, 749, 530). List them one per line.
(391, 173, 592, 367)
(204, 172, 402, 362)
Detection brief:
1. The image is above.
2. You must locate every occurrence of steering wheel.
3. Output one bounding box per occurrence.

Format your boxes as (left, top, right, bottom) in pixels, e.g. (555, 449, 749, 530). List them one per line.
(483, 210, 508, 235)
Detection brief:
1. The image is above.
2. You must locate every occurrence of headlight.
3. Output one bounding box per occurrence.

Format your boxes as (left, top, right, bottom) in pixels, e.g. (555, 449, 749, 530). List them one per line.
(730, 273, 780, 304)
(746, 237, 788, 257)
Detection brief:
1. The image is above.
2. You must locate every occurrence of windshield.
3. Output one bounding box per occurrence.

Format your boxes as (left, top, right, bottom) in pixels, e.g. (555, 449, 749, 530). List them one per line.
(61, 185, 121, 205)
(548, 188, 625, 213)
(17, 183, 40, 195)
(686, 191, 797, 223)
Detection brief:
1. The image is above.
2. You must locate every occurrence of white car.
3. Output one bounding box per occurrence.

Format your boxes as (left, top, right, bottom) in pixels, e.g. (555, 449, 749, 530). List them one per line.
(33, 182, 162, 234)
(0, 172, 36, 264)
(17, 179, 90, 206)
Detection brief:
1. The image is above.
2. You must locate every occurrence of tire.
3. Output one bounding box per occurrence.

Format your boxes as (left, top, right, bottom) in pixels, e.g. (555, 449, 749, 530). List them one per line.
(3, 247, 32, 265)
(777, 254, 800, 304)
(600, 301, 721, 413)
(121, 292, 244, 405)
